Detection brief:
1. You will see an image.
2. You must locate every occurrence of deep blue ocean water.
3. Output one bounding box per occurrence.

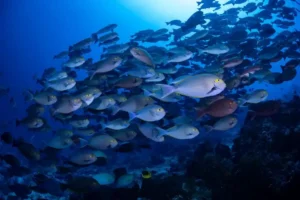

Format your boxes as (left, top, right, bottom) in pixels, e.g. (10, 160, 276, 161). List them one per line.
(1, 0, 300, 199)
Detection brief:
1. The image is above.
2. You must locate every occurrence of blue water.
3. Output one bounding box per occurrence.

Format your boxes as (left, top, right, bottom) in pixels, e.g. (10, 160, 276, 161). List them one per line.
(1, 0, 300, 198)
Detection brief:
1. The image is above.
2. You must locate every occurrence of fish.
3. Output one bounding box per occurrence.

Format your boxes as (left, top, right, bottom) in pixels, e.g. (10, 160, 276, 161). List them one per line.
(90, 56, 123, 80)
(23, 90, 57, 105)
(69, 150, 97, 165)
(138, 123, 165, 142)
(204, 116, 238, 132)
(130, 47, 155, 67)
(92, 173, 115, 185)
(88, 96, 116, 110)
(63, 56, 85, 68)
(16, 116, 44, 129)
(45, 77, 76, 91)
(155, 74, 226, 99)
(238, 89, 268, 105)
(26, 104, 45, 117)
(196, 98, 238, 118)
(116, 174, 135, 188)
(198, 44, 230, 55)
(111, 95, 155, 115)
(110, 129, 137, 141)
(51, 96, 82, 115)
(95, 24, 118, 34)
(88, 134, 118, 150)
(100, 119, 130, 130)
(128, 104, 166, 122)
(113, 76, 143, 88)
(155, 124, 200, 140)
(13, 139, 41, 160)
(46, 135, 74, 149)
(60, 176, 101, 193)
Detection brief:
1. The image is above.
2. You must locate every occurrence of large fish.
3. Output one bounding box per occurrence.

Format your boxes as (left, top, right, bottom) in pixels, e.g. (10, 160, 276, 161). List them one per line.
(155, 74, 226, 99)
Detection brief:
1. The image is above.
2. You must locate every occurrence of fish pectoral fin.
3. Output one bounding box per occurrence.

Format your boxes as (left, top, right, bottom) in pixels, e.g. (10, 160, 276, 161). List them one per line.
(206, 85, 218, 95)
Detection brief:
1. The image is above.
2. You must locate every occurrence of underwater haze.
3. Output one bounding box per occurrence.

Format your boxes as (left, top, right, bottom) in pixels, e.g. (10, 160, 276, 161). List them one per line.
(1, 0, 300, 199)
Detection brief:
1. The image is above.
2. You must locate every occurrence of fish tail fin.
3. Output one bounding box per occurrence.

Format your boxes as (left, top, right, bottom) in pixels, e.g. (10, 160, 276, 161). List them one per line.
(195, 107, 207, 120)
(90, 72, 96, 80)
(23, 90, 34, 102)
(98, 120, 107, 130)
(72, 137, 88, 148)
(166, 22, 170, 25)
(154, 127, 168, 138)
(204, 125, 213, 133)
(128, 112, 136, 122)
(197, 49, 204, 55)
(237, 98, 246, 107)
(15, 119, 21, 127)
(163, 59, 169, 66)
(36, 78, 45, 86)
(156, 84, 176, 99)
(50, 108, 57, 116)
(91, 33, 98, 43)
(111, 105, 121, 116)
(143, 89, 153, 97)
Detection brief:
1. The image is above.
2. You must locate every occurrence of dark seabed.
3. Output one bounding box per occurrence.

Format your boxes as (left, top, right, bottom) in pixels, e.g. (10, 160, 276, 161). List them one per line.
(1, 0, 300, 199)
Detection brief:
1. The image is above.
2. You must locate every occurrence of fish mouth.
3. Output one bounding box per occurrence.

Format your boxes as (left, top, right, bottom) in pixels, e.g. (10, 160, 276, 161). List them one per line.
(229, 121, 235, 126)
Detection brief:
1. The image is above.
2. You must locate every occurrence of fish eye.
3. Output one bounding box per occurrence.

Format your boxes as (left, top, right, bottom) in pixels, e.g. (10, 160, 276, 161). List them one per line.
(215, 78, 221, 83)
(113, 56, 120, 61)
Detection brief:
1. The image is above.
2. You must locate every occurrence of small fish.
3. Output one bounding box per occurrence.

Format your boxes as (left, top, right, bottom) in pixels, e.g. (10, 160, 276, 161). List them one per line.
(46, 77, 76, 91)
(198, 44, 229, 55)
(196, 98, 238, 118)
(69, 150, 97, 165)
(111, 95, 155, 115)
(204, 116, 238, 132)
(63, 56, 85, 68)
(88, 96, 116, 111)
(239, 89, 268, 105)
(155, 124, 199, 140)
(130, 47, 155, 67)
(51, 96, 82, 115)
(110, 129, 137, 141)
(100, 119, 130, 130)
(138, 123, 165, 142)
(88, 134, 118, 150)
(23, 90, 57, 105)
(16, 117, 44, 129)
(90, 56, 123, 80)
(128, 104, 166, 122)
(93, 173, 115, 185)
